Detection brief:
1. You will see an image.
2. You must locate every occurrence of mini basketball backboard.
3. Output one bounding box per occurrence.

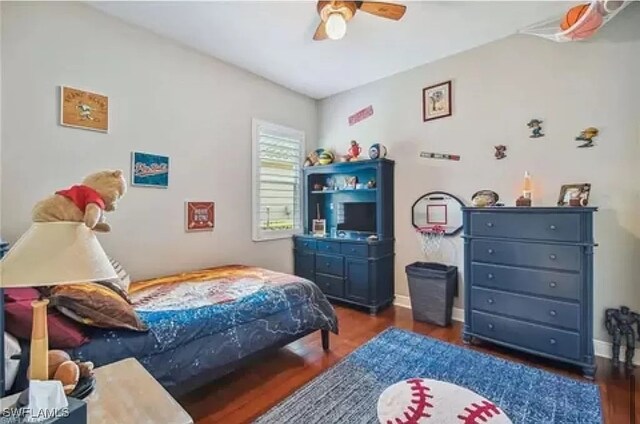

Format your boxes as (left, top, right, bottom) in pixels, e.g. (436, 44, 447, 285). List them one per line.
(411, 191, 465, 236)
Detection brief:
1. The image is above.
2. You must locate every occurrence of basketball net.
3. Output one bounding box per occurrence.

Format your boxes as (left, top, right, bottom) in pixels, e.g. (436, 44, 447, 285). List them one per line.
(416, 225, 446, 262)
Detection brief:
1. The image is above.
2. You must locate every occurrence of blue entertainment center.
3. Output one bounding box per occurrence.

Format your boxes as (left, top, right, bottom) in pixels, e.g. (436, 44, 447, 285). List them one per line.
(293, 159, 395, 314)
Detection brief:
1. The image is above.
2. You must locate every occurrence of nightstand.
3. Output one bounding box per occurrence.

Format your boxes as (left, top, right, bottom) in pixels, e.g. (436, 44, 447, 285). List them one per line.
(1, 358, 193, 424)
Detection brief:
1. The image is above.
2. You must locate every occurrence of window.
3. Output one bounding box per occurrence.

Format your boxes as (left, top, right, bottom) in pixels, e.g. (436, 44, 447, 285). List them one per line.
(252, 119, 305, 241)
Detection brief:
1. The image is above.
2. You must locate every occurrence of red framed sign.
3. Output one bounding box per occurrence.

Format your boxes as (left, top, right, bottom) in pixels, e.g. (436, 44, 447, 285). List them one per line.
(185, 201, 215, 232)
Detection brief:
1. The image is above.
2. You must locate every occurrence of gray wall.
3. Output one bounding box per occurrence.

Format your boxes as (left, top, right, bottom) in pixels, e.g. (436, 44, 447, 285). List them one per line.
(318, 4, 640, 343)
(1, 2, 317, 279)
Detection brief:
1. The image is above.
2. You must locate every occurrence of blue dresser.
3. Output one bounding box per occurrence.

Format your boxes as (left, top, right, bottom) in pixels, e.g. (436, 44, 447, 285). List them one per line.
(462, 207, 597, 378)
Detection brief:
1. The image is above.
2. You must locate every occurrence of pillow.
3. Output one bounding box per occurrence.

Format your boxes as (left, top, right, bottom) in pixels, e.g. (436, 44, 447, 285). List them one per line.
(4, 332, 21, 392)
(108, 257, 131, 294)
(49, 283, 148, 332)
(4, 288, 90, 348)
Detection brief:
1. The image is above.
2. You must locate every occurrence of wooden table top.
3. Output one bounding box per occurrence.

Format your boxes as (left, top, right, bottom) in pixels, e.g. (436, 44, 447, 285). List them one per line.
(2, 358, 193, 424)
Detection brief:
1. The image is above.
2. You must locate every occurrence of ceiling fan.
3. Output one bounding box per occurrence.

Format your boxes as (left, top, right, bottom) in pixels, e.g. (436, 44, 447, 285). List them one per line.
(313, 1, 407, 41)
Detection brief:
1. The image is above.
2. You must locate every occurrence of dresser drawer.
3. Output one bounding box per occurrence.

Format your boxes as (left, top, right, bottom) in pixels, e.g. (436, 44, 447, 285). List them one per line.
(317, 241, 341, 254)
(470, 212, 582, 242)
(295, 238, 317, 251)
(471, 287, 580, 330)
(472, 311, 581, 360)
(316, 254, 344, 276)
(315, 274, 344, 298)
(341, 243, 368, 258)
(471, 263, 581, 301)
(471, 239, 581, 271)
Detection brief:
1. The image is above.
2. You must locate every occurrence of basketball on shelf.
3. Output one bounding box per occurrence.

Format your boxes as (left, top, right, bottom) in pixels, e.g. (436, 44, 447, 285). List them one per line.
(560, 3, 604, 40)
(368, 143, 387, 160)
(317, 149, 334, 165)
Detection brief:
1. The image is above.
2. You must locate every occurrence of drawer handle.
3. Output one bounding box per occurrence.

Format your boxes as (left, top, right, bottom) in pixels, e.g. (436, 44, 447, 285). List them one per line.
(325, 262, 331, 268)
(325, 245, 331, 250)
(549, 338, 557, 345)
(303, 242, 308, 247)
(487, 298, 495, 305)
(549, 224, 557, 231)
(549, 310, 557, 317)
(350, 248, 356, 252)
(487, 323, 494, 330)
(486, 222, 494, 228)
(549, 254, 557, 260)
(549, 281, 557, 288)
(487, 273, 494, 280)
(487, 249, 495, 255)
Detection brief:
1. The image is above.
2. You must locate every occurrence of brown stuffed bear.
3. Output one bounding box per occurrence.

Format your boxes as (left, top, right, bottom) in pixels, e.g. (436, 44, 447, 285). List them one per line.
(32, 170, 127, 232)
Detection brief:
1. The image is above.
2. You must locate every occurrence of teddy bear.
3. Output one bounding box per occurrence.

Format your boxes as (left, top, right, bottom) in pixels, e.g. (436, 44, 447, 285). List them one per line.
(32, 170, 127, 232)
(28, 350, 95, 395)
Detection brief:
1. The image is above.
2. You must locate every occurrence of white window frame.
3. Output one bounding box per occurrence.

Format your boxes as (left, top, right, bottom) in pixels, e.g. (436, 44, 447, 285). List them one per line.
(252, 118, 305, 242)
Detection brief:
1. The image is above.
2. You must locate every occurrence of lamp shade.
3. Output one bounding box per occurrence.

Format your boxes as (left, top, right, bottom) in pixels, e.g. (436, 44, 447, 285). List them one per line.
(0, 222, 117, 287)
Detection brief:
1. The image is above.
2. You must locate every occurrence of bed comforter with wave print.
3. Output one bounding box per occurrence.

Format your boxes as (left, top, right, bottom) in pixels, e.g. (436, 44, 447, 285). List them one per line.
(70, 265, 338, 395)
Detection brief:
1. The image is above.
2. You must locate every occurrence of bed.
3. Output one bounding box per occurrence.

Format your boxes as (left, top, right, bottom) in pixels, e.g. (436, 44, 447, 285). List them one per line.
(68, 265, 338, 396)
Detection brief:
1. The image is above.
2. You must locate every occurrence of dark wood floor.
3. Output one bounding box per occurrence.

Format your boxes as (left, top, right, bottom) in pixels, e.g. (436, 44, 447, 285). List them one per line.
(179, 305, 638, 424)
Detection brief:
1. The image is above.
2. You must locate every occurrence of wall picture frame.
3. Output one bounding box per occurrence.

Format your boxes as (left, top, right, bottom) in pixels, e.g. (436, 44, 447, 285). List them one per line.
(185, 201, 215, 232)
(131, 151, 169, 188)
(557, 183, 591, 206)
(60, 86, 109, 132)
(422, 80, 452, 122)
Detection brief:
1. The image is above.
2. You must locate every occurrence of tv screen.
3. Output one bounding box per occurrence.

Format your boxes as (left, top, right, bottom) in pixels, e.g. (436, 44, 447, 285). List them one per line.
(338, 202, 377, 233)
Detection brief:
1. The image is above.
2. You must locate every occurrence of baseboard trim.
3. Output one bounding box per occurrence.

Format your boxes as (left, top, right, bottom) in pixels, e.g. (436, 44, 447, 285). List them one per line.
(393, 295, 638, 365)
(394, 295, 465, 324)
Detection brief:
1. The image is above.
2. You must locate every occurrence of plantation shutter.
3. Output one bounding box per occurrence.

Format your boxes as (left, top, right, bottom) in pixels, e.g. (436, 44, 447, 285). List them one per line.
(252, 120, 304, 241)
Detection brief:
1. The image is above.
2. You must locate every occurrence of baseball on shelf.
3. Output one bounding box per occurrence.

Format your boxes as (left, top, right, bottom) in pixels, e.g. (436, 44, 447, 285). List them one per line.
(377, 378, 512, 424)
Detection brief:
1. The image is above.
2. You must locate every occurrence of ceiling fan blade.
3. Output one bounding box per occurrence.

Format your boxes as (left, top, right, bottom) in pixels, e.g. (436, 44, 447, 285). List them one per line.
(313, 21, 328, 40)
(357, 2, 406, 20)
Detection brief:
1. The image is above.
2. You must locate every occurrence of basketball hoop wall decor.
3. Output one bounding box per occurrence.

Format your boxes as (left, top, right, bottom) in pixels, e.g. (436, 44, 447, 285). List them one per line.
(412, 191, 465, 235)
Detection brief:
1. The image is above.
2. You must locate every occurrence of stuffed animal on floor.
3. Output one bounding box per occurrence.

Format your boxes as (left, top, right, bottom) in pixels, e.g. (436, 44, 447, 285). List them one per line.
(32, 170, 127, 232)
(28, 350, 94, 395)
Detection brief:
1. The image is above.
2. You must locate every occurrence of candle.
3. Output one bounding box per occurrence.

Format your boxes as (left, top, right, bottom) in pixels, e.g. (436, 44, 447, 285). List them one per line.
(523, 171, 532, 200)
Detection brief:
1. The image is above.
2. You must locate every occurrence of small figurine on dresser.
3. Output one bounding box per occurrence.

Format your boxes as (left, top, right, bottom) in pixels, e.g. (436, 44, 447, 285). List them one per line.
(605, 306, 640, 369)
(344, 140, 362, 161)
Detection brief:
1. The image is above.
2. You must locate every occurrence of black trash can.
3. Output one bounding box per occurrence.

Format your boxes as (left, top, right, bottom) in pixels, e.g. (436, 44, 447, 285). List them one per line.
(405, 262, 458, 326)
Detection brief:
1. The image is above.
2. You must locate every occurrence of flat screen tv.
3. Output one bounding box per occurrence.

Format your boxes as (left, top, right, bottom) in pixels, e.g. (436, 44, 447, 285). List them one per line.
(338, 202, 377, 233)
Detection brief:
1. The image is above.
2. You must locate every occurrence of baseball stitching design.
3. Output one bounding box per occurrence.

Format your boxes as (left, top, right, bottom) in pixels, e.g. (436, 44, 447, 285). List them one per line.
(457, 400, 502, 424)
(385, 378, 434, 424)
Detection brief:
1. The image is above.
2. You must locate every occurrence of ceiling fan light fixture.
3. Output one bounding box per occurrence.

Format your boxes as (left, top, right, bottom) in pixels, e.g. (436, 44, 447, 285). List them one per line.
(325, 12, 347, 40)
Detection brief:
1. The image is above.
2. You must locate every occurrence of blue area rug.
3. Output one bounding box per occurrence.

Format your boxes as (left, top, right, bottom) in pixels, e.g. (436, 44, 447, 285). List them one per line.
(255, 327, 602, 423)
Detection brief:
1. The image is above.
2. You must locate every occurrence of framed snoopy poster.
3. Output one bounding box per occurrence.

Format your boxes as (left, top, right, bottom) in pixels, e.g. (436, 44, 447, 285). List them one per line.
(60, 86, 109, 132)
(422, 80, 452, 122)
(131, 151, 170, 188)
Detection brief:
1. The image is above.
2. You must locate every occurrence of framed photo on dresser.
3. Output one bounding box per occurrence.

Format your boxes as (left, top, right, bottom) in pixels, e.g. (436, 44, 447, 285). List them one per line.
(557, 183, 591, 206)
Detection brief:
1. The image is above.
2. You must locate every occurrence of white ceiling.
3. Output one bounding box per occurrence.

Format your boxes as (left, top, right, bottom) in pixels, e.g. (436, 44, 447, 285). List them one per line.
(90, 1, 572, 99)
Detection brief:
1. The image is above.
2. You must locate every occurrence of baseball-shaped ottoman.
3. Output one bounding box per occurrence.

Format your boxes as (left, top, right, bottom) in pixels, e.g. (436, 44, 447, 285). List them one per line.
(377, 378, 512, 424)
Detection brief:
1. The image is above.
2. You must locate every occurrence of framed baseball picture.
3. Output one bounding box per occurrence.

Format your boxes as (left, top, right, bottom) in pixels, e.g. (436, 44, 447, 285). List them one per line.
(422, 80, 452, 122)
(131, 151, 169, 188)
(185, 201, 215, 232)
(60, 86, 109, 132)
